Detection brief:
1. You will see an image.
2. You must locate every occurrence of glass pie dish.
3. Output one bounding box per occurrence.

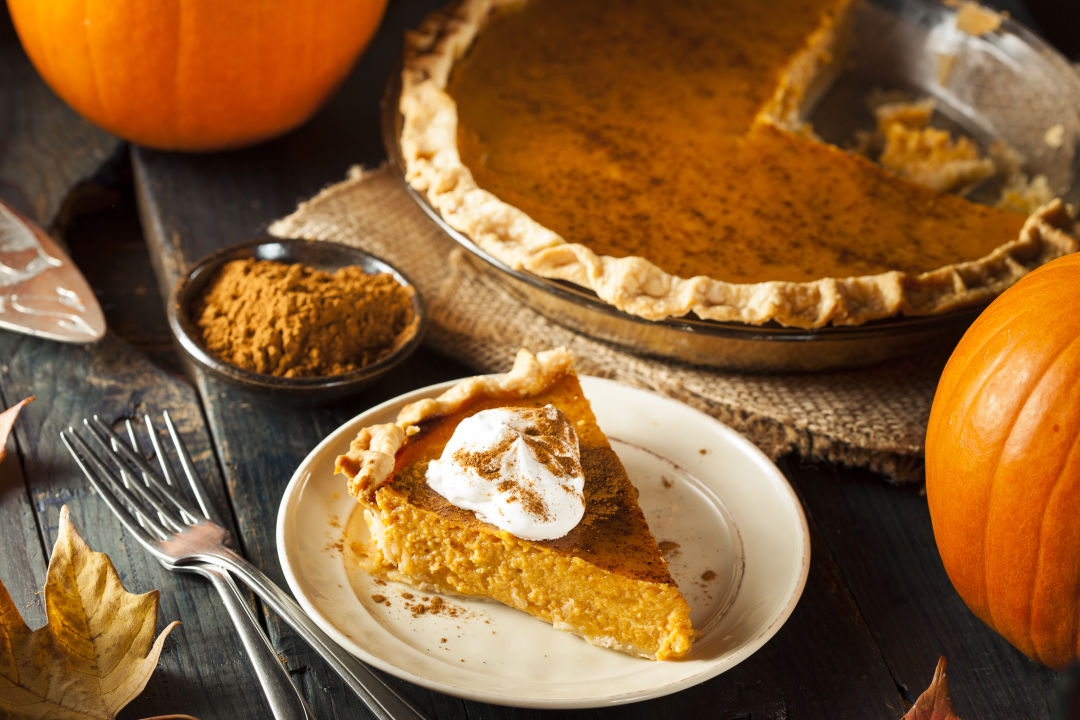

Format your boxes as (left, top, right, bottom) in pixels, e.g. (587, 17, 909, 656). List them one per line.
(381, 0, 1080, 372)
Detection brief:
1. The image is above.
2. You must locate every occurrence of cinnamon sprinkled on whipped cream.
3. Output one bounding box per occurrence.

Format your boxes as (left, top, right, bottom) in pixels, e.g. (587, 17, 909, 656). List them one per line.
(425, 405, 585, 540)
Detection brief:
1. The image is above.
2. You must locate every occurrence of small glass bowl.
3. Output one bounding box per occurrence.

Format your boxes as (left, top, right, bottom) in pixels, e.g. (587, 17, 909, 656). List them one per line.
(167, 238, 427, 404)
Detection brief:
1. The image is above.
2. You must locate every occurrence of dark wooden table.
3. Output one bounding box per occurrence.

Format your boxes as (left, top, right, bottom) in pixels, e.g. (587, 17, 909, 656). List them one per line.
(1, 2, 1074, 718)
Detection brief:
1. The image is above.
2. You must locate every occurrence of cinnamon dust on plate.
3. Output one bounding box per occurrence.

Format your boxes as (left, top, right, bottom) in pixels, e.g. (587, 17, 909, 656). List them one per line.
(195, 258, 413, 378)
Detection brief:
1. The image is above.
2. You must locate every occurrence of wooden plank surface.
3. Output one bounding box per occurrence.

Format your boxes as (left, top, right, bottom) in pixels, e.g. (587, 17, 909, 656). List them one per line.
(1, 0, 1073, 717)
(787, 460, 1061, 717)
(0, 6, 116, 630)
(0, 8, 279, 718)
(0, 8, 120, 227)
(0, 236, 279, 716)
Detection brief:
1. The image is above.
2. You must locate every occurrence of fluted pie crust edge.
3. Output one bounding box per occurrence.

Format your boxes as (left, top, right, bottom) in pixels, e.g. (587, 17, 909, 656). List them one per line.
(397, 0, 1078, 328)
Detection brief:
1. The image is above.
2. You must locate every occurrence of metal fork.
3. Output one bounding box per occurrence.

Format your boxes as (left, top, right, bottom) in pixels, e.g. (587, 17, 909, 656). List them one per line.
(60, 413, 427, 720)
(97, 414, 313, 720)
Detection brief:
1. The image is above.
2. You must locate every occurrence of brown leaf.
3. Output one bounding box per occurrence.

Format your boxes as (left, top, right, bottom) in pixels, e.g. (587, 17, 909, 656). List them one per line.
(0, 397, 32, 464)
(0, 505, 179, 719)
(903, 657, 962, 720)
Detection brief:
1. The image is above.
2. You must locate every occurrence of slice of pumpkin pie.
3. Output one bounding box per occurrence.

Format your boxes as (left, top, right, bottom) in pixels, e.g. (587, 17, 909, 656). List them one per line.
(335, 347, 693, 660)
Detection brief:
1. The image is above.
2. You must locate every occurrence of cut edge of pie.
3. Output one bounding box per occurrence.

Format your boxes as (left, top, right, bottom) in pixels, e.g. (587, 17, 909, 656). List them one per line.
(334, 347, 695, 660)
(397, 0, 1078, 329)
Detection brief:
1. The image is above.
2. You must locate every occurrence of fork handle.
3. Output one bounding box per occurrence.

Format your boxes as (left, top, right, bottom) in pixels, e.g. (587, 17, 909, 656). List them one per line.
(201, 553, 428, 720)
(195, 565, 317, 720)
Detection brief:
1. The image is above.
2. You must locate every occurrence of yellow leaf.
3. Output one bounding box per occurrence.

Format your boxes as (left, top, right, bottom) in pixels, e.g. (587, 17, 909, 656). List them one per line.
(0, 505, 179, 719)
(902, 657, 962, 720)
(0, 397, 33, 464)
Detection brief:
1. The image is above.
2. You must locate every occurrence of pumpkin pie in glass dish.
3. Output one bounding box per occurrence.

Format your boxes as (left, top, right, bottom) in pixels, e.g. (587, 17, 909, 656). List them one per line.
(335, 347, 694, 660)
(396, 0, 1077, 330)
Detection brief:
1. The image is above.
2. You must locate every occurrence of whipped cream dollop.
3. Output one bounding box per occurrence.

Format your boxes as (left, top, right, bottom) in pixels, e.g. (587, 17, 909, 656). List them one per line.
(425, 404, 586, 541)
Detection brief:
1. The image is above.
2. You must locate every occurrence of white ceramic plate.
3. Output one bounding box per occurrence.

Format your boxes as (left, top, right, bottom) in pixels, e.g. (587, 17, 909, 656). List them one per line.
(276, 376, 810, 708)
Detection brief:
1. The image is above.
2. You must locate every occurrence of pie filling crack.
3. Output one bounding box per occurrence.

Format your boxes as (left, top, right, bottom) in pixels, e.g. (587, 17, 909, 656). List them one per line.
(398, 0, 1078, 328)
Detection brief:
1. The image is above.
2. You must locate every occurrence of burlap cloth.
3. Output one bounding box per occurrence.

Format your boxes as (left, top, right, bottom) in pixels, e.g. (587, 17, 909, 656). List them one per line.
(270, 165, 949, 483)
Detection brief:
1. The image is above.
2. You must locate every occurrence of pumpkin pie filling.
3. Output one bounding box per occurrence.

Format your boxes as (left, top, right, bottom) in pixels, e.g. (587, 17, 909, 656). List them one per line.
(450, 0, 1029, 284)
(387, 377, 673, 583)
(336, 348, 693, 660)
(400, 0, 1077, 327)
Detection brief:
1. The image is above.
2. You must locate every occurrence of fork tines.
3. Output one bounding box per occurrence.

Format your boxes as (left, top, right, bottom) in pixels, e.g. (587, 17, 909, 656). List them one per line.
(60, 413, 210, 545)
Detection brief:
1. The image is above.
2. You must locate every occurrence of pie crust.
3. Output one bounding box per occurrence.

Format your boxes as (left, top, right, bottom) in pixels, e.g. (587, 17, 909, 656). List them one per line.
(397, 0, 1077, 328)
(336, 347, 694, 660)
(338, 346, 576, 502)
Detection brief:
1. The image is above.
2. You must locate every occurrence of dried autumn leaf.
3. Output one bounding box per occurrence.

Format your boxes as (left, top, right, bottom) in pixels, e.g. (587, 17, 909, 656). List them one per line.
(0, 397, 32, 464)
(0, 505, 179, 719)
(903, 657, 962, 720)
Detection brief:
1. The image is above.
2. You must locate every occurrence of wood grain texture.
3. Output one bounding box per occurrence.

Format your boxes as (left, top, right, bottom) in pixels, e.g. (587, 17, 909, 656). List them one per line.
(63, 186, 186, 378)
(0, 0, 103, 647)
(790, 459, 1060, 718)
(0, 330, 273, 718)
(0, 384, 48, 631)
(0, 8, 279, 717)
(0, 9, 120, 228)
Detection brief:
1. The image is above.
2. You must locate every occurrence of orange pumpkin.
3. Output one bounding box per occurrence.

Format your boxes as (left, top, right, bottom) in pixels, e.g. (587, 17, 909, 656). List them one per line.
(7, 0, 388, 151)
(926, 251, 1080, 669)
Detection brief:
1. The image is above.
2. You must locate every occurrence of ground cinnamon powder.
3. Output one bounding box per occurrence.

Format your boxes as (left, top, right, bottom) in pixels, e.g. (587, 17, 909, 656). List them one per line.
(195, 258, 414, 378)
